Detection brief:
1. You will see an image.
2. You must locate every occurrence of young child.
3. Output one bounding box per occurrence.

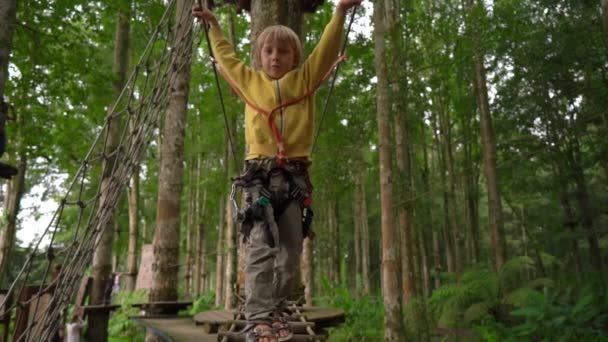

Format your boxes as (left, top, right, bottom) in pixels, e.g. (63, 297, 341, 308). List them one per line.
(192, 1, 362, 340)
(66, 308, 86, 342)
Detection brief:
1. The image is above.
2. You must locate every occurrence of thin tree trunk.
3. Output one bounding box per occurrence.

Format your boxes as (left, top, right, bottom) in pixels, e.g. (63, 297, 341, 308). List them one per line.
(194, 157, 203, 297)
(302, 236, 313, 306)
(463, 114, 480, 264)
(146, 1, 192, 340)
(603, 0, 608, 54)
(374, 0, 404, 338)
(215, 198, 225, 307)
(125, 166, 139, 291)
(224, 195, 236, 309)
(0, 0, 20, 282)
(0, 151, 25, 280)
(431, 107, 454, 273)
(184, 159, 194, 297)
(360, 173, 371, 296)
(328, 202, 339, 285)
(353, 166, 363, 297)
(466, 0, 507, 270)
(394, 97, 416, 303)
(442, 107, 462, 274)
(572, 146, 604, 273)
(89, 3, 130, 340)
(388, 2, 417, 303)
(0, 0, 17, 98)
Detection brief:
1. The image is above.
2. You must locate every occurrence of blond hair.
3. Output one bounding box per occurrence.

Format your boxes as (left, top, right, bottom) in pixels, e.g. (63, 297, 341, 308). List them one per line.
(253, 25, 303, 70)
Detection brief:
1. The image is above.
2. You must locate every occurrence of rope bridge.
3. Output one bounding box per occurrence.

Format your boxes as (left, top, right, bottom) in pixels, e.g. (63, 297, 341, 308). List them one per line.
(0, 1, 205, 340)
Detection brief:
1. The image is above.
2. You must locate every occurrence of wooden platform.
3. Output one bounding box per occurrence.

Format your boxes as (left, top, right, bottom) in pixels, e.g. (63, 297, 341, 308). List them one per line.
(133, 306, 344, 342)
(132, 316, 216, 342)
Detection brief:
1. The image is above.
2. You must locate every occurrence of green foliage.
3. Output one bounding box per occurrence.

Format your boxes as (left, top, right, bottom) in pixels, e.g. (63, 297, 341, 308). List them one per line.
(189, 291, 216, 315)
(108, 290, 147, 339)
(316, 279, 383, 341)
(509, 285, 608, 341)
(430, 256, 538, 327)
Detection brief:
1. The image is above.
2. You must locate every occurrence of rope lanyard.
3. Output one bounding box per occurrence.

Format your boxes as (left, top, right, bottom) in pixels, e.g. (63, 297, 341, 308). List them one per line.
(312, 5, 358, 156)
(199, 0, 240, 169)
(199, 3, 358, 165)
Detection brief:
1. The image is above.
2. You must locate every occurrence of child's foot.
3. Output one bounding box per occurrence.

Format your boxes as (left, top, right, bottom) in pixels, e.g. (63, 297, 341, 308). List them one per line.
(272, 320, 293, 341)
(245, 323, 277, 342)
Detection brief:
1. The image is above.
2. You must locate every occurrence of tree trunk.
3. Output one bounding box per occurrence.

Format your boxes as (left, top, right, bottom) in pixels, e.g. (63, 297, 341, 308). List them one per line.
(89, 2, 130, 340)
(0, 0, 19, 283)
(250, 0, 303, 49)
(184, 159, 194, 297)
(463, 113, 480, 264)
(388, 1, 417, 303)
(328, 202, 339, 285)
(374, 0, 404, 338)
(215, 198, 225, 307)
(125, 166, 139, 291)
(353, 165, 363, 297)
(0, 0, 17, 97)
(224, 195, 236, 309)
(603, 0, 608, 53)
(466, 0, 507, 270)
(146, 0, 192, 340)
(572, 145, 604, 273)
(431, 107, 454, 273)
(194, 157, 203, 297)
(360, 172, 371, 296)
(0, 151, 25, 280)
(442, 107, 462, 274)
(302, 236, 313, 306)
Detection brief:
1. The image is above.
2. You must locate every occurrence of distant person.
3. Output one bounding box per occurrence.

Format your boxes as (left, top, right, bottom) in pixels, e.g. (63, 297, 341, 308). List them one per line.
(66, 309, 86, 342)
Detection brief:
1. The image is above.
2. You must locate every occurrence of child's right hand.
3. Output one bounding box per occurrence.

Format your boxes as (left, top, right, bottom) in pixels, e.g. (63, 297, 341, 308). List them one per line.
(191, 5, 219, 27)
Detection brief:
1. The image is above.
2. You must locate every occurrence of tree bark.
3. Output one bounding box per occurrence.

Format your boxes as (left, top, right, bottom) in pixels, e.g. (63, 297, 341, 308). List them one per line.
(0, 0, 17, 97)
(0, 151, 25, 280)
(194, 157, 203, 297)
(224, 195, 236, 308)
(431, 107, 454, 273)
(353, 165, 363, 297)
(89, 2, 130, 340)
(0, 0, 19, 283)
(125, 166, 139, 291)
(462, 113, 480, 264)
(250, 0, 303, 51)
(360, 171, 371, 295)
(146, 0, 192, 340)
(215, 198, 225, 307)
(184, 159, 194, 297)
(603, 0, 608, 53)
(302, 236, 313, 306)
(374, 0, 404, 338)
(466, 0, 507, 270)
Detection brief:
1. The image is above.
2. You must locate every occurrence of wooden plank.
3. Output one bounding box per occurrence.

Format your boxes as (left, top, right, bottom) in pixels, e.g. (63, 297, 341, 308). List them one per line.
(217, 331, 327, 342)
(131, 316, 216, 342)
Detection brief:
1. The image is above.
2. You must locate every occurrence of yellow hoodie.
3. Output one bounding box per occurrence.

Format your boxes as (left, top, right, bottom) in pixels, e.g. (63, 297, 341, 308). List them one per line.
(208, 13, 346, 160)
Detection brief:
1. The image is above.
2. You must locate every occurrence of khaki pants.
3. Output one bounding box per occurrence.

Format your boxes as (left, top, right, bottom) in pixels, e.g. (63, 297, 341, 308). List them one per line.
(241, 159, 310, 321)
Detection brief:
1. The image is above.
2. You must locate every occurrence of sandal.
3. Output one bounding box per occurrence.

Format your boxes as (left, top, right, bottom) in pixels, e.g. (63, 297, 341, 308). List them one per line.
(245, 323, 277, 342)
(272, 318, 293, 342)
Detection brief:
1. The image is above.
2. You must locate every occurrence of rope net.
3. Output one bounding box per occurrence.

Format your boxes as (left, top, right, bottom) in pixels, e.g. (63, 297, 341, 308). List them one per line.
(0, 0, 205, 340)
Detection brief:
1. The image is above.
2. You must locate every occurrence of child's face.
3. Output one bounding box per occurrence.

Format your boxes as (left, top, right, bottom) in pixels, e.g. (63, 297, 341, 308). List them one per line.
(260, 39, 296, 80)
